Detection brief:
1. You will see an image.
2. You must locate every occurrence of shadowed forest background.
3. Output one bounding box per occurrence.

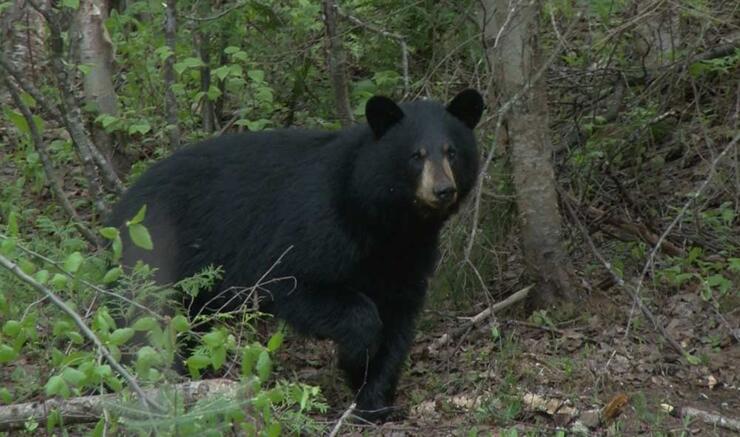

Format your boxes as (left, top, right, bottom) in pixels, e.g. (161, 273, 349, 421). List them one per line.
(0, 0, 738, 435)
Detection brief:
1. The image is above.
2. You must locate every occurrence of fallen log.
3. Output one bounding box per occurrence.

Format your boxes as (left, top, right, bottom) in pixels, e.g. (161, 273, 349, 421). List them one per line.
(0, 378, 240, 432)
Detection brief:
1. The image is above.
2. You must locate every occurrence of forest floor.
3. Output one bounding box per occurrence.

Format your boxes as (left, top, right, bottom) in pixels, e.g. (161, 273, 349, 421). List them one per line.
(274, 278, 740, 436)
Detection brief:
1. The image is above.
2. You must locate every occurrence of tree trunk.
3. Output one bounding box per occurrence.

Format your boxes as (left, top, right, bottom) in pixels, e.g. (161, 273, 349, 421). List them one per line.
(164, 0, 180, 148)
(77, 0, 126, 176)
(322, 0, 353, 127)
(483, 0, 574, 307)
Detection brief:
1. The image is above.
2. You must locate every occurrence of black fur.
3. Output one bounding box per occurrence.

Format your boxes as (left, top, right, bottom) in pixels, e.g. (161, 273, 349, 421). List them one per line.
(108, 90, 483, 421)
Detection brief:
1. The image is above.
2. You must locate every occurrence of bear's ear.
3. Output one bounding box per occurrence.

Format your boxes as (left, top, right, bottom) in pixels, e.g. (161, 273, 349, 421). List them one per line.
(366, 96, 404, 139)
(446, 89, 485, 129)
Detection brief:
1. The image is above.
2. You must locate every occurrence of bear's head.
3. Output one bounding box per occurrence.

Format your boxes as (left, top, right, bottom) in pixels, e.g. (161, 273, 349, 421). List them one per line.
(359, 89, 484, 224)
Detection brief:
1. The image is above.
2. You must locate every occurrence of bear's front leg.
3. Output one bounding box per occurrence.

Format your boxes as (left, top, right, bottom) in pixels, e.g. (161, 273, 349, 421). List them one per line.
(275, 289, 384, 370)
(339, 310, 418, 422)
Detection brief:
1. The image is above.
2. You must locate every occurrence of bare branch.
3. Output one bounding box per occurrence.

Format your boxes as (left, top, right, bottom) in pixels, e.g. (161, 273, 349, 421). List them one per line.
(428, 284, 532, 354)
(328, 402, 356, 437)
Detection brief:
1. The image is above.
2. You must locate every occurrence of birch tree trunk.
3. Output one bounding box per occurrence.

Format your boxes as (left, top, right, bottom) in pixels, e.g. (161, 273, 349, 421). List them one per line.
(482, 0, 574, 307)
(77, 0, 127, 175)
(322, 0, 353, 127)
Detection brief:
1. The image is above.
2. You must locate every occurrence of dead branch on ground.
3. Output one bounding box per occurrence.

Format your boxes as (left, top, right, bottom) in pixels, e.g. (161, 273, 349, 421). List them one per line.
(428, 285, 532, 355)
(0, 379, 239, 431)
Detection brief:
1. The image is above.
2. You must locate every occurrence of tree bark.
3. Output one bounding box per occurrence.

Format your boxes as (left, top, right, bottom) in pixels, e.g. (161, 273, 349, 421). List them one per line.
(164, 0, 180, 148)
(77, 0, 128, 177)
(483, 0, 574, 307)
(322, 0, 353, 127)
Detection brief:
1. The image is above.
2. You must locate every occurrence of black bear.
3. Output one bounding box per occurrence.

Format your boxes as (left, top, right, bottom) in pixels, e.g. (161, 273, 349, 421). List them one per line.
(108, 89, 484, 421)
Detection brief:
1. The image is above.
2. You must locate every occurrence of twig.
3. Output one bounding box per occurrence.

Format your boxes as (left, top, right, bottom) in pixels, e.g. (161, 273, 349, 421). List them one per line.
(2, 77, 100, 247)
(0, 253, 162, 413)
(428, 285, 532, 354)
(328, 402, 356, 437)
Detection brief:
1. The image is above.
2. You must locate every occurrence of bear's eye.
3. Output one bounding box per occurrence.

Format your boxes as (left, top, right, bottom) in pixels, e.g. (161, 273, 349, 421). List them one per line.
(447, 148, 457, 160)
(410, 150, 425, 161)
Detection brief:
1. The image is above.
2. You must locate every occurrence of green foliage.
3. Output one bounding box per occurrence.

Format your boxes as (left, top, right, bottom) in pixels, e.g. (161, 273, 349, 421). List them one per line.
(0, 214, 324, 433)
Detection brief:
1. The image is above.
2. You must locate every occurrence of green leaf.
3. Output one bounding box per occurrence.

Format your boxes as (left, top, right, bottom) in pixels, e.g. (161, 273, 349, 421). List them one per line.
(203, 330, 226, 348)
(685, 354, 701, 365)
(112, 235, 123, 262)
(109, 328, 135, 346)
(2, 320, 21, 337)
(77, 64, 92, 76)
(213, 65, 230, 81)
(52, 320, 72, 336)
(170, 315, 189, 332)
(34, 269, 49, 284)
(241, 344, 262, 377)
(64, 252, 84, 273)
(0, 344, 17, 363)
(102, 267, 122, 284)
(0, 237, 16, 256)
(99, 227, 119, 240)
(61, 0, 79, 9)
(0, 387, 12, 404)
(154, 46, 174, 62)
(128, 223, 153, 250)
(186, 353, 210, 378)
(132, 317, 157, 331)
(267, 422, 281, 437)
(247, 69, 264, 83)
(95, 114, 119, 130)
(256, 350, 271, 382)
(174, 57, 205, 75)
(61, 367, 86, 386)
(729, 258, 740, 273)
(91, 419, 105, 437)
(6, 211, 19, 236)
(18, 258, 36, 275)
(207, 84, 222, 101)
(50, 273, 68, 289)
(211, 346, 226, 370)
(128, 121, 151, 135)
(135, 346, 162, 373)
(267, 330, 284, 352)
(45, 375, 70, 397)
(4, 109, 29, 135)
(128, 205, 147, 225)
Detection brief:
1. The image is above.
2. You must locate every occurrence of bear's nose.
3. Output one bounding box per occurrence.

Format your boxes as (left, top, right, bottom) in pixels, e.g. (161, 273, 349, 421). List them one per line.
(434, 185, 457, 202)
